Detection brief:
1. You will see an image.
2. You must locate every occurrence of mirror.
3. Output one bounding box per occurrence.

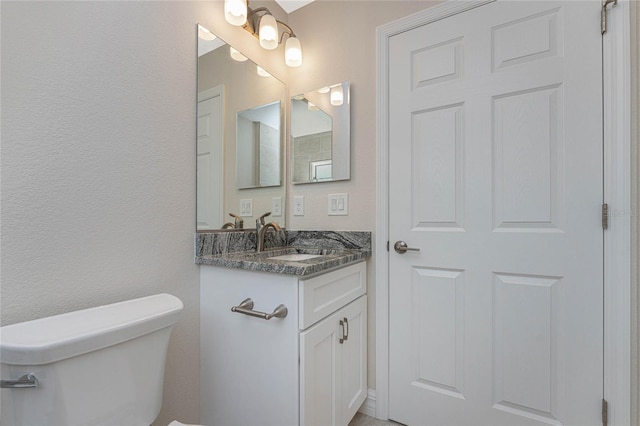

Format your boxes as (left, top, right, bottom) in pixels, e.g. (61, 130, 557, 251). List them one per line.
(236, 101, 282, 189)
(291, 82, 350, 184)
(197, 24, 286, 231)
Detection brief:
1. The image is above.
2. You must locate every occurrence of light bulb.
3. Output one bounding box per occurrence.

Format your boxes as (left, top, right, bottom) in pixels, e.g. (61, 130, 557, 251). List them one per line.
(259, 14, 278, 50)
(330, 85, 344, 106)
(224, 0, 247, 26)
(285, 36, 302, 67)
(257, 66, 272, 78)
(229, 46, 248, 62)
(197, 25, 216, 41)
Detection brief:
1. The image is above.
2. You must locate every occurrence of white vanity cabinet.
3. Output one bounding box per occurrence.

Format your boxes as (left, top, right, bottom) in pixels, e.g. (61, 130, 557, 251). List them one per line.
(200, 261, 367, 426)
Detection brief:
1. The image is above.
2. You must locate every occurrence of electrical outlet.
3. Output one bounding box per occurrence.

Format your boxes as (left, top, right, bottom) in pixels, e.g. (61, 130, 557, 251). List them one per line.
(271, 197, 282, 216)
(239, 199, 253, 217)
(293, 196, 304, 216)
(328, 193, 348, 216)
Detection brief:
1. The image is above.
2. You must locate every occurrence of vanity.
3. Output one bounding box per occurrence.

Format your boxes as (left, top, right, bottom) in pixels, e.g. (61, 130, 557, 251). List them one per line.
(196, 19, 363, 425)
(199, 247, 368, 426)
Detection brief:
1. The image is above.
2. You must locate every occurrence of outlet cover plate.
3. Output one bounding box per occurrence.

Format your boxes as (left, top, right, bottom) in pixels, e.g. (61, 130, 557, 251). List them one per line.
(293, 196, 304, 216)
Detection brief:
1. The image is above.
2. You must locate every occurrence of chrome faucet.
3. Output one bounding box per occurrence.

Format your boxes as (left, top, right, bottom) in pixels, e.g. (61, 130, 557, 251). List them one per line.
(256, 212, 281, 252)
(229, 213, 244, 229)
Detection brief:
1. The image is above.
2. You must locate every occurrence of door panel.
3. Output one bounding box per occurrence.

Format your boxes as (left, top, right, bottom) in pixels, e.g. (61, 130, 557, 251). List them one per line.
(197, 86, 224, 230)
(388, 2, 603, 425)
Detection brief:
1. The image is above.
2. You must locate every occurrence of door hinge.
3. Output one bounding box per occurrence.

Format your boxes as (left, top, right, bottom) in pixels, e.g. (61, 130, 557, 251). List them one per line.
(601, 0, 618, 34)
(602, 203, 609, 230)
(602, 399, 608, 426)
(386, 241, 389, 252)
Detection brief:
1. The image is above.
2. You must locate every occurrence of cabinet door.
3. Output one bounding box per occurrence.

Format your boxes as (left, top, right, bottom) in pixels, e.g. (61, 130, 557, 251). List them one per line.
(300, 296, 368, 426)
(339, 295, 367, 425)
(300, 308, 342, 426)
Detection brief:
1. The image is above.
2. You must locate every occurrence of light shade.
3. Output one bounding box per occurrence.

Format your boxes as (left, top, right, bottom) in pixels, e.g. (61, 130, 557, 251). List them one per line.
(198, 25, 216, 41)
(331, 85, 344, 106)
(224, 0, 247, 26)
(257, 66, 272, 78)
(259, 14, 278, 50)
(230, 46, 248, 62)
(285, 36, 302, 67)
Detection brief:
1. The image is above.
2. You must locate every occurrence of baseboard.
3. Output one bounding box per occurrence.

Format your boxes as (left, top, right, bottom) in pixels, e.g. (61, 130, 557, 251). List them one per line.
(358, 388, 377, 418)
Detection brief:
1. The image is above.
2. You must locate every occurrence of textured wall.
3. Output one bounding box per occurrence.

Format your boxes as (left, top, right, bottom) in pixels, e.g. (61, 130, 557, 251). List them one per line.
(0, 2, 214, 424)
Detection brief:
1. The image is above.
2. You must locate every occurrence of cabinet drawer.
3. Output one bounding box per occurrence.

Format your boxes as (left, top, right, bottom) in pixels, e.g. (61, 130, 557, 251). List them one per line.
(298, 262, 366, 330)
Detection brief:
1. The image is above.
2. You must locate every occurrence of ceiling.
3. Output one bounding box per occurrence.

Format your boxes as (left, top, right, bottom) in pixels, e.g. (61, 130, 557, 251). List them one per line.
(274, 0, 315, 14)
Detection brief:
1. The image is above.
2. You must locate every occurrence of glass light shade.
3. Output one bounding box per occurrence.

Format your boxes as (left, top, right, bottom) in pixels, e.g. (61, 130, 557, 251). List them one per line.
(259, 14, 278, 50)
(285, 36, 302, 67)
(197, 25, 216, 41)
(330, 85, 344, 106)
(257, 66, 272, 78)
(229, 47, 248, 62)
(224, 0, 247, 26)
(317, 87, 330, 94)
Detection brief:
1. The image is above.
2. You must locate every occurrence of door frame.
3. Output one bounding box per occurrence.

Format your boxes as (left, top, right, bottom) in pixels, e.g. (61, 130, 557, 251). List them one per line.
(197, 85, 225, 231)
(375, 1, 635, 424)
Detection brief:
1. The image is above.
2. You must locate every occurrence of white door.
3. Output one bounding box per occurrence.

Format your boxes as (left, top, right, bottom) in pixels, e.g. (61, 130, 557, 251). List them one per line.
(388, 2, 603, 425)
(197, 86, 224, 230)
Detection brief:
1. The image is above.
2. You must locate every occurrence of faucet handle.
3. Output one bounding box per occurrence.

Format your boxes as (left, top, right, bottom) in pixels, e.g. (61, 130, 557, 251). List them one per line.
(257, 211, 272, 225)
(229, 213, 244, 229)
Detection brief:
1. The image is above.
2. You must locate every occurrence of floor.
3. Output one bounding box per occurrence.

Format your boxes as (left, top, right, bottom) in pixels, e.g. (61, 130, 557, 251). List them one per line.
(349, 412, 401, 426)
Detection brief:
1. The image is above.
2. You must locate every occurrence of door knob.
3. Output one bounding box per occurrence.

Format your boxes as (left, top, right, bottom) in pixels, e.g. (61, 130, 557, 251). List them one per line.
(394, 241, 420, 254)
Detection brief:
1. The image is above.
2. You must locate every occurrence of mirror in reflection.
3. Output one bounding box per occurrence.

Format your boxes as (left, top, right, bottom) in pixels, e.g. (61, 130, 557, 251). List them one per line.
(197, 24, 286, 231)
(291, 82, 350, 184)
(236, 101, 282, 189)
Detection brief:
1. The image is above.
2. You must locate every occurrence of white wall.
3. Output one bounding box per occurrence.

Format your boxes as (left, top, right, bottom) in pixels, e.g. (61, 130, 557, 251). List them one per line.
(0, 2, 214, 424)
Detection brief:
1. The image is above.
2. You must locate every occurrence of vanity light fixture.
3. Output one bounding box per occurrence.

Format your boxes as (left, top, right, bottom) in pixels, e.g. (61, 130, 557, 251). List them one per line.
(224, 1, 303, 68)
(224, 0, 248, 26)
(330, 85, 344, 106)
(198, 24, 217, 41)
(317, 87, 330, 94)
(229, 46, 248, 62)
(257, 66, 272, 78)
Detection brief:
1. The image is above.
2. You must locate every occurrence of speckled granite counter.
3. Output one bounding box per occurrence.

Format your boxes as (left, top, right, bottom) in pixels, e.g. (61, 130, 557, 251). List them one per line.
(195, 230, 371, 276)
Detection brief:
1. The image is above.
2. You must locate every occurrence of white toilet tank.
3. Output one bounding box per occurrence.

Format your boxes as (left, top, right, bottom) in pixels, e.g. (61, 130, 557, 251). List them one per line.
(0, 293, 183, 426)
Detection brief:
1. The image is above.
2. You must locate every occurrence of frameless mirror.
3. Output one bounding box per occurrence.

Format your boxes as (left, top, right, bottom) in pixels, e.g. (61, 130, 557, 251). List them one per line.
(236, 101, 282, 189)
(291, 81, 350, 184)
(197, 24, 286, 231)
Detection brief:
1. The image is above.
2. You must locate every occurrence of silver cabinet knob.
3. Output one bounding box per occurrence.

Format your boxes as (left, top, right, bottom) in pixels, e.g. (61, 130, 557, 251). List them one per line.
(394, 241, 420, 254)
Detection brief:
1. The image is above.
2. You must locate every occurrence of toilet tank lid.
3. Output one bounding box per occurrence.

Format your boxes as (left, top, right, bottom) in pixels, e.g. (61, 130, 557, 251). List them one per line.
(0, 293, 183, 366)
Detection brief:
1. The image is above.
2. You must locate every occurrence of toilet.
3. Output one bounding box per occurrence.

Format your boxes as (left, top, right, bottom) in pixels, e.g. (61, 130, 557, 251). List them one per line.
(0, 293, 183, 426)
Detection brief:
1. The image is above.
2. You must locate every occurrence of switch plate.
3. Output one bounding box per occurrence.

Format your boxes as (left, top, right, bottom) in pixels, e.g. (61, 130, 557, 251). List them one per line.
(271, 197, 282, 216)
(293, 196, 305, 216)
(328, 193, 348, 215)
(239, 199, 253, 217)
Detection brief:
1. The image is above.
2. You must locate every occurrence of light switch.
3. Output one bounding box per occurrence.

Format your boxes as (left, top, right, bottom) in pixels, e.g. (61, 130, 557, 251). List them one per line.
(240, 199, 253, 217)
(328, 193, 348, 216)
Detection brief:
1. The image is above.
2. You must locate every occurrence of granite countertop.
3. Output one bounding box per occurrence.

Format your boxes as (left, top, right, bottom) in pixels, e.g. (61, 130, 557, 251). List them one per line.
(195, 246, 369, 276)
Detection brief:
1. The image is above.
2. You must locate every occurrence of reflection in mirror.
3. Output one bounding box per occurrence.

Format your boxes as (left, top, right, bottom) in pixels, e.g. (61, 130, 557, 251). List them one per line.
(291, 82, 350, 184)
(236, 101, 281, 189)
(197, 24, 286, 231)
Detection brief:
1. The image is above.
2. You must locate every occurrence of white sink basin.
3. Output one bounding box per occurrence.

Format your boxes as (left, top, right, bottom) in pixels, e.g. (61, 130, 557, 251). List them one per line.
(267, 253, 323, 261)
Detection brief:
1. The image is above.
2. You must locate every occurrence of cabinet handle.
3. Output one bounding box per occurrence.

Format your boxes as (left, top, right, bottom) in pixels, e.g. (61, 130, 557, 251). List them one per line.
(231, 298, 288, 320)
(339, 317, 349, 344)
(343, 317, 349, 341)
